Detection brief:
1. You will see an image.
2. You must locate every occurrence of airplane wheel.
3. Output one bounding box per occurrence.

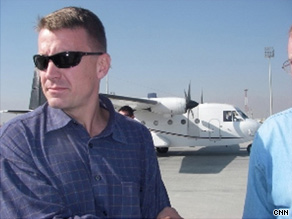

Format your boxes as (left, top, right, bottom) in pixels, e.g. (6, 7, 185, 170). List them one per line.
(156, 147, 169, 154)
(247, 144, 252, 155)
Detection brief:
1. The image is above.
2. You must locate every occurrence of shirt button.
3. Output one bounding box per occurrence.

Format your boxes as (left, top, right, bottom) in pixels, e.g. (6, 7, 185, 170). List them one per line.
(103, 210, 108, 216)
(95, 175, 102, 181)
(88, 143, 93, 148)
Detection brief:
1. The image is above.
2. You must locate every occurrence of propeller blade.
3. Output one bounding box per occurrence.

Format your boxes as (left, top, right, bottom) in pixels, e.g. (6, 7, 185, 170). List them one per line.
(187, 108, 190, 129)
(188, 83, 191, 102)
(184, 82, 199, 112)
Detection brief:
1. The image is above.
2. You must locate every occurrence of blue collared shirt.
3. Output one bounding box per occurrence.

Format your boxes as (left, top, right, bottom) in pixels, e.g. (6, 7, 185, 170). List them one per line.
(1, 95, 170, 218)
(243, 108, 292, 219)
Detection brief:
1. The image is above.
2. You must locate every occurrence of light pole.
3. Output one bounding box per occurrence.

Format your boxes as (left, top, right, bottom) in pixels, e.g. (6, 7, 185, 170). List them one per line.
(265, 47, 274, 116)
(244, 89, 249, 115)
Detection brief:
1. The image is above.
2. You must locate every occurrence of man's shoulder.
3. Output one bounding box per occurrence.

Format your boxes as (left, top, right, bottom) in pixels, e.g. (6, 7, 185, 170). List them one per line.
(0, 104, 65, 136)
(255, 108, 292, 153)
(1, 106, 44, 131)
(269, 107, 292, 120)
(115, 112, 148, 131)
(114, 112, 152, 141)
(260, 108, 292, 132)
(0, 107, 45, 148)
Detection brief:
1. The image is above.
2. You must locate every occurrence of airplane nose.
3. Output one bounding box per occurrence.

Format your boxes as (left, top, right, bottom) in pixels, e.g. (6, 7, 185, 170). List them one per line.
(247, 120, 261, 137)
(248, 128, 255, 137)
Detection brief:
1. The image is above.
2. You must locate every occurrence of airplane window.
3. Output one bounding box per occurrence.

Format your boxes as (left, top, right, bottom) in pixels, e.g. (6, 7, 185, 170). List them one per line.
(235, 108, 248, 119)
(233, 111, 243, 122)
(224, 110, 243, 122)
(223, 111, 233, 122)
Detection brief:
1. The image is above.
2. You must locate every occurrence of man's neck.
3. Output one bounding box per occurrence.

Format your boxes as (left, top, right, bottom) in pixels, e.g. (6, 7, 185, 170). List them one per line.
(65, 105, 110, 137)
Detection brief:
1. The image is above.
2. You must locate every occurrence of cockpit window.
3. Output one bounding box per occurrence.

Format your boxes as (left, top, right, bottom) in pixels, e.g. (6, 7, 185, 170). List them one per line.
(223, 110, 245, 122)
(235, 108, 248, 119)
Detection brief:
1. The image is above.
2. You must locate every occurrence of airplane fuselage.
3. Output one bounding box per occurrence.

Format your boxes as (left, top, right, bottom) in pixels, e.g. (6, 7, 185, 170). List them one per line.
(135, 103, 260, 150)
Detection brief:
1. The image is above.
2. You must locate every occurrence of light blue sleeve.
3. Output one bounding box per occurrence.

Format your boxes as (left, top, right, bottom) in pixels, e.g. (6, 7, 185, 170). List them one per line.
(244, 109, 292, 218)
(242, 132, 275, 219)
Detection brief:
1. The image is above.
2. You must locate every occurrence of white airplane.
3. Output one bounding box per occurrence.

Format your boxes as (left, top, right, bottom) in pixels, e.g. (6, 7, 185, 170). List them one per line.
(1, 72, 260, 154)
(103, 86, 261, 154)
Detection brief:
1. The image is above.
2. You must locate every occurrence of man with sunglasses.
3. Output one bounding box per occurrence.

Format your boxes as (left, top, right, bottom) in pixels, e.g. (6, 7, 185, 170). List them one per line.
(0, 7, 181, 219)
(243, 26, 292, 218)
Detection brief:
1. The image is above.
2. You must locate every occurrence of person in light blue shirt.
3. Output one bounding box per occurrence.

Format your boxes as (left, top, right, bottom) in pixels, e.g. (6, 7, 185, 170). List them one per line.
(243, 26, 292, 218)
(0, 7, 181, 218)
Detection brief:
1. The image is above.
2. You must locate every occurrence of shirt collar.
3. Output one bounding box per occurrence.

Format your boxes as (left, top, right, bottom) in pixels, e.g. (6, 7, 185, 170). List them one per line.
(46, 106, 71, 132)
(44, 94, 127, 144)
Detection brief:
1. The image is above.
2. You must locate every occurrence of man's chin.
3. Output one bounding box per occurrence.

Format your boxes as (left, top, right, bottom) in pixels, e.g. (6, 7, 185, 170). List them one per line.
(47, 99, 66, 109)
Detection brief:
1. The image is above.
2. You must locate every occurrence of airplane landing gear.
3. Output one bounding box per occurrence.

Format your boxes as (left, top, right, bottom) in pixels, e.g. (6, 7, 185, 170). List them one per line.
(247, 144, 252, 155)
(156, 147, 169, 154)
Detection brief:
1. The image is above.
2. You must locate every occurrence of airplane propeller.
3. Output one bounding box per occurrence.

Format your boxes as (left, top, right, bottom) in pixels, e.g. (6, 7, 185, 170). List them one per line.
(184, 83, 199, 129)
(184, 83, 199, 112)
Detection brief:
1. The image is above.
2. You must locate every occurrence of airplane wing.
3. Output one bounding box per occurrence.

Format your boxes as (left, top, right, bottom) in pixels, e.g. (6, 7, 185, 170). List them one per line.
(102, 93, 158, 111)
(1, 93, 157, 115)
(0, 110, 32, 114)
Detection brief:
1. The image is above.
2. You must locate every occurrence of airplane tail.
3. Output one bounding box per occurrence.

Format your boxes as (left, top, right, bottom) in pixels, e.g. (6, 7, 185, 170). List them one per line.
(29, 71, 46, 110)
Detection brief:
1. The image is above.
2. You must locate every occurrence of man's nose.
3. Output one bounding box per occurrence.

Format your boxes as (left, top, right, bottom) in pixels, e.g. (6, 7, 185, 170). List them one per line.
(45, 61, 62, 79)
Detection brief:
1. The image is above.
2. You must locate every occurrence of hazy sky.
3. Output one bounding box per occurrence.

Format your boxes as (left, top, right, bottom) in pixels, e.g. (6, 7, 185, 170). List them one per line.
(1, 0, 292, 124)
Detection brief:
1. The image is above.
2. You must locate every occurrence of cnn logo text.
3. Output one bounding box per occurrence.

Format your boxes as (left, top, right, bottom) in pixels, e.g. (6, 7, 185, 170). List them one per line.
(273, 209, 289, 217)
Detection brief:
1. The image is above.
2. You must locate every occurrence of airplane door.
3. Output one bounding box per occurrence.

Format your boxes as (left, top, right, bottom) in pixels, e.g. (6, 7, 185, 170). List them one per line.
(208, 119, 221, 141)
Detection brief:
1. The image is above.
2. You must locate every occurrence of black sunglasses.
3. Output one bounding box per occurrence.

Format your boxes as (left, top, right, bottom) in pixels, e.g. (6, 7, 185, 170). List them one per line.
(33, 51, 104, 70)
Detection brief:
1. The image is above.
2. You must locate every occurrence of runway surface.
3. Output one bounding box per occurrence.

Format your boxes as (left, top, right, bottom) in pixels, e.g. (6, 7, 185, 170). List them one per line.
(157, 143, 250, 219)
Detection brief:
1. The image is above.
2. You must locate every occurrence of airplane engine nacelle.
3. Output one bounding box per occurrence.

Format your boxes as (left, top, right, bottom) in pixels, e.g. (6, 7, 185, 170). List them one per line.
(149, 97, 186, 115)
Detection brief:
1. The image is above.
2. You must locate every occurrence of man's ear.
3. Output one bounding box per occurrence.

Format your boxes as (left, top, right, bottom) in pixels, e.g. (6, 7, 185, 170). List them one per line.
(96, 53, 111, 80)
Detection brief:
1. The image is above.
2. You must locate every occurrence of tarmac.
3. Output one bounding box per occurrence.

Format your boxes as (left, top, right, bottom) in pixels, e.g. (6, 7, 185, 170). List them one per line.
(157, 143, 250, 219)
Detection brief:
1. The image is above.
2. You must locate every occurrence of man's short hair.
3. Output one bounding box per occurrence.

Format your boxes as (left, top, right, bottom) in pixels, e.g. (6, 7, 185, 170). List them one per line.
(36, 7, 107, 52)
